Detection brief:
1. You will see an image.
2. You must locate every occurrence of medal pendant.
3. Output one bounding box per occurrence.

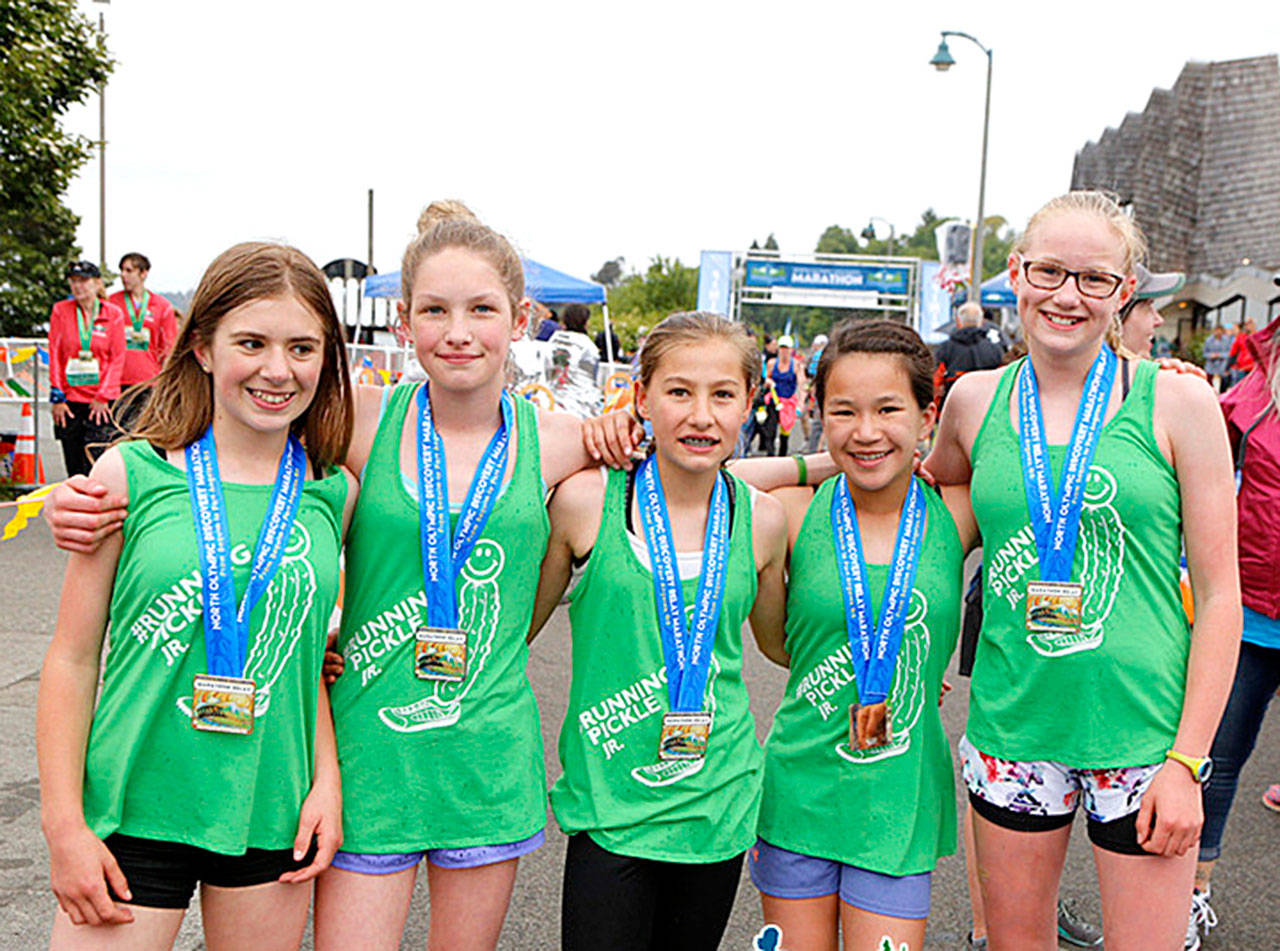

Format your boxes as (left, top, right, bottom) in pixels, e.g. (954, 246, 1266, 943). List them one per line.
(849, 702, 892, 750)
(66, 356, 100, 388)
(126, 327, 150, 351)
(414, 627, 467, 682)
(191, 674, 256, 735)
(658, 711, 712, 760)
(1025, 580, 1085, 635)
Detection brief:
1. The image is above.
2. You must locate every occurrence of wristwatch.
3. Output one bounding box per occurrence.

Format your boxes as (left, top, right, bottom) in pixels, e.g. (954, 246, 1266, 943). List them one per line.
(1166, 749, 1213, 783)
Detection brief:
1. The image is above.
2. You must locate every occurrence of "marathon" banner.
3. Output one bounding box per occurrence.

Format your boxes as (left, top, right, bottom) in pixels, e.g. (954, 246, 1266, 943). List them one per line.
(743, 260, 910, 295)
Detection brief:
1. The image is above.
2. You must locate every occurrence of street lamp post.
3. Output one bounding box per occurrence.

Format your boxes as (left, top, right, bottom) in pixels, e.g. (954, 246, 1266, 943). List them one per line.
(94, 0, 110, 273)
(861, 217, 897, 257)
(931, 30, 992, 305)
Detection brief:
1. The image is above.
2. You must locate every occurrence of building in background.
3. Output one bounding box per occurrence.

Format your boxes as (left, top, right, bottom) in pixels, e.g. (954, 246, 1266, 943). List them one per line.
(1072, 55, 1280, 351)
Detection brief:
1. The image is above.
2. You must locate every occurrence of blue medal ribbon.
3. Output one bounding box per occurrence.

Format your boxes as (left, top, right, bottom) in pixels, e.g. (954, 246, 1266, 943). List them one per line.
(186, 428, 306, 678)
(417, 384, 513, 629)
(635, 456, 731, 712)
(1017, 348, 1116, 582)
(830, 476, 926, 706)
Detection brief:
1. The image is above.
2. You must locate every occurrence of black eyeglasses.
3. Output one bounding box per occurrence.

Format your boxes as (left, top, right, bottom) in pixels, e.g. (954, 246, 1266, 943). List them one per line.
(1022, 260, 1125, 299)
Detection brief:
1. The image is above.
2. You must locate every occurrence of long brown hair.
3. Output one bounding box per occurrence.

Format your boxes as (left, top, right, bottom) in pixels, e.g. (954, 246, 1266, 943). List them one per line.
(129, 242, 353, 467)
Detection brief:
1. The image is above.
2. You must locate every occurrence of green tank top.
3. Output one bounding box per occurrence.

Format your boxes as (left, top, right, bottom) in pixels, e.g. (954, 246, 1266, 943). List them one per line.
(549, 467, 762, 863)
(969, 358, 1186, 766)
(757, 477, 963, 876)
(83, 440, 346, 854)
(331, 384, 549, 852)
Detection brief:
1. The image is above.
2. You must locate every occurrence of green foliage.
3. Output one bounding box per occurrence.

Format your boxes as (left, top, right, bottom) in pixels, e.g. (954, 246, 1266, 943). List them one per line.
(0, 0, 113, 335)
(1186, 327, 1210, 365)
(978, 215, 1016, 285)
(815, 225, 861, 255)
(603, 255, 698, 352)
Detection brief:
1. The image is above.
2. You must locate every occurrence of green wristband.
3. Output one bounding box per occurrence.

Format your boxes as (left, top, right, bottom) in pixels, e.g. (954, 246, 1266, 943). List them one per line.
(793, 454, 807, 486)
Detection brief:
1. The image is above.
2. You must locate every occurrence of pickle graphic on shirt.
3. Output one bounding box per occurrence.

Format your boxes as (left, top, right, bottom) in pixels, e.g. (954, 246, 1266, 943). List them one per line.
(836, 589, 928, 766)
(377, 540, 505, 733)
(177, 523, 316, 720)
(1026, 466, 1124, 658)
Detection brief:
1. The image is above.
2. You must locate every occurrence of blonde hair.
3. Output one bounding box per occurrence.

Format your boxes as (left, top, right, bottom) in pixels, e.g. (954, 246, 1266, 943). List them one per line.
(637, 312, 759, 391)
(400, 200, 524, 313)
(128, 242, 354, 468)
(1015, 190, 1148, 356)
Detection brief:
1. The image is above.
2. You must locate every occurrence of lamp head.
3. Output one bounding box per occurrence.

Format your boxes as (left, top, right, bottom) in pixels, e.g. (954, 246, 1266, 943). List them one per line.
(861, 223, 877, 242)
(930, 37, 955, 71)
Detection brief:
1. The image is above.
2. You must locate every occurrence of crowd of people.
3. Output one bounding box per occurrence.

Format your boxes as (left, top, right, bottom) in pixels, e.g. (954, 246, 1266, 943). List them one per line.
(29, 190, 1277, 951)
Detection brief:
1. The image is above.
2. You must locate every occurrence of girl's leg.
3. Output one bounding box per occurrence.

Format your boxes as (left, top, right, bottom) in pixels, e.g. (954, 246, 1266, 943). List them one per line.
(971, 810, 1071, 951)
(963, 804, 988, 942)
(839, 903, 927, 951)
(200, 880, 310, 951)
(50, 907, 185, 951)
(1094, 845, 1196, 951)
(313, 865, 418, 951)
(759, 894, 839, 951)
(423, 857, 519, 951)
(562, 833, 656, 951)
(1198, 641, 1280, 888)
(648, 851, 744, 951)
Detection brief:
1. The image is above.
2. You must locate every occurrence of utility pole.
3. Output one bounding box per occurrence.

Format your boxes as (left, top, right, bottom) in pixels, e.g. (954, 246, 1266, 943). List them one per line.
(94, 0, 111, 273)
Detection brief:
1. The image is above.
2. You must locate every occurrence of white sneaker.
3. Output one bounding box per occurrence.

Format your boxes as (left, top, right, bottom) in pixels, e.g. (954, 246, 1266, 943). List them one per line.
(1185, 886, 1218, 950)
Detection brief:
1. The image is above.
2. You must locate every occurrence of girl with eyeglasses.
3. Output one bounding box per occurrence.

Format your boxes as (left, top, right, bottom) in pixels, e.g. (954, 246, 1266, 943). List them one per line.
(926, 191, 1241, 951)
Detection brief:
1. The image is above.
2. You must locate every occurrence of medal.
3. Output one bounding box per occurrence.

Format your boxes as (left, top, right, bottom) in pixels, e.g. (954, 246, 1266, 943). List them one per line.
(414, 627, 467, 682)
(186, 427, 305, 735)
(849, 702, 892, 751)
(1016, 348, 1116, 635)
(124, 291, 151, 351)
(68, 304, 102, 386)
(192, 674, 256, 735)
(635, 456, 731, 760)
(830, 476, 926, 739)
(658, 711, 712, 760)
(414, 384, 512, 679)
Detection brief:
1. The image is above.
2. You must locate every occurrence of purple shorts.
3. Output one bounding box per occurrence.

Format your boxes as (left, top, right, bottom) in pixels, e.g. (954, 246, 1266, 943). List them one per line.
(330, 829, 545, 875)
(748, 838, 932, 920)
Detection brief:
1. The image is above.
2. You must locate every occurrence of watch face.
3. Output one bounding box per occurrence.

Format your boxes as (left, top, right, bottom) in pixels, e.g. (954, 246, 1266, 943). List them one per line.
(1198, 759, 1213, 783)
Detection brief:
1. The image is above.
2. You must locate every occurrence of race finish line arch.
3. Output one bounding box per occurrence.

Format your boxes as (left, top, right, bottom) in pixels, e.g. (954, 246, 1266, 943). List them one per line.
(698, 250, 947, 339)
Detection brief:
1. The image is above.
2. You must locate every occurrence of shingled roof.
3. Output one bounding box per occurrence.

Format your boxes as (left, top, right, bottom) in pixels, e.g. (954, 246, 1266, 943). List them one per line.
(1071, 55, 1280, 278)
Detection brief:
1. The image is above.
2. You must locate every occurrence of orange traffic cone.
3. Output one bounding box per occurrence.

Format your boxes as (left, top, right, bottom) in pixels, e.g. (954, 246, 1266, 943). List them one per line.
(12, 401, 45, 485)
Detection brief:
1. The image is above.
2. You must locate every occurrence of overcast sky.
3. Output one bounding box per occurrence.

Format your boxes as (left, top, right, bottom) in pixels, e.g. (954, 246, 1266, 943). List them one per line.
(63, 0, 1280, 294)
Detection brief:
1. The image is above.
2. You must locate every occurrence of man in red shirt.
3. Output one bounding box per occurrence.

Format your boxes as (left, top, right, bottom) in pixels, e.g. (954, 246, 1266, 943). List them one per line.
(48, 261, 127, 476)
(107, 251, 177, 428)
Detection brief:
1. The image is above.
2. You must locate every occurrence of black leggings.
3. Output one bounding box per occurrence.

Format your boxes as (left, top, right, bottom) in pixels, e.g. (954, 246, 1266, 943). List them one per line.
(561, 833, 744, 951)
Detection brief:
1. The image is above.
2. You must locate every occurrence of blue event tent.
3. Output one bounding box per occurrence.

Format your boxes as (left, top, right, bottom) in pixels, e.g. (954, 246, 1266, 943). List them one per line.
(979, 270, 1016, 306)
(363, 257, 606, 304)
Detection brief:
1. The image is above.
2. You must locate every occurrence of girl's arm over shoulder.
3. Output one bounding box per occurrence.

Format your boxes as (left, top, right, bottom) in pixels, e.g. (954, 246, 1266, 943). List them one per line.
(940, 483, 980, 554)
(728, 453, 837, 491)
(748, 489, 790, 667)
(528, 467, 607, 643)
(36, 446, 134, 926)
(923, 368, 1002, 486)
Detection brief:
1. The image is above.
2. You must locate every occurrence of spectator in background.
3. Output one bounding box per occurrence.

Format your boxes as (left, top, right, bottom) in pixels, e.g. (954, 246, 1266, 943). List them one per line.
(1203, 325, 1232, 392)
(1228, 319, 1257, 389)
(545, 303, 601, 417)
(47, 261, 126, 477)
(934, 301, 1006, 411)
(108, 251, 178, 430)
(594, 323, 622, 364)
(804, 333, 828, 452)
(1120, 264, 1185, 358)
(533, 302, 561, 341)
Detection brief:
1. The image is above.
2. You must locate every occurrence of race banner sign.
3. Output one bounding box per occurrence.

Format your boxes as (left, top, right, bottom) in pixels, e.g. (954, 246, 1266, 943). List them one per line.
(743, 260, 910, 295)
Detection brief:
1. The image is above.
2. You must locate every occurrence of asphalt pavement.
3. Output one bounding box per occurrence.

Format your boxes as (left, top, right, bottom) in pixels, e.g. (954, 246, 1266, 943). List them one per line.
(1, 429, 1277, 949)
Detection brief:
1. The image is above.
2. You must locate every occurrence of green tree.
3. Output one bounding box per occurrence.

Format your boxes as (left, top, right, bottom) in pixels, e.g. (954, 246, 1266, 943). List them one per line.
(602, 255, 698, 351)
(815, 225, 861, 255)
(0, 0, 113, 336)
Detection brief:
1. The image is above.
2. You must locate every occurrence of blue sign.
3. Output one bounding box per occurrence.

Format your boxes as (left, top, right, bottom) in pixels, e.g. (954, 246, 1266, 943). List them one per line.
(696, 251, 733, 316)
(918, 260, 950, 344)
(743, 260, 909, 295)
